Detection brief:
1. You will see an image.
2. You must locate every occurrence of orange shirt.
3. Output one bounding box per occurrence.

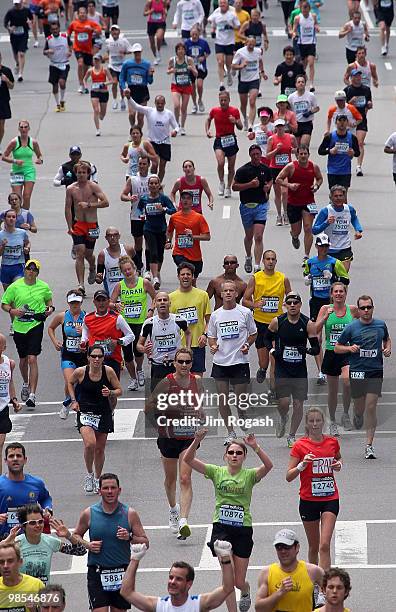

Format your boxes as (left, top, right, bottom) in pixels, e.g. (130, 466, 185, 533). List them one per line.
(39, 0, 63, 24)
(168, 210, 210, 262)
(67, 18, 101, 54)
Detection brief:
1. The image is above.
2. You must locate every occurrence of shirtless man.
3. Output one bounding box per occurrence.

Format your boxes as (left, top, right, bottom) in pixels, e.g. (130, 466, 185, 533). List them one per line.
(95, 226, 135, 297)
(65, 161, 109, 295)
(206, 255, 247, 310)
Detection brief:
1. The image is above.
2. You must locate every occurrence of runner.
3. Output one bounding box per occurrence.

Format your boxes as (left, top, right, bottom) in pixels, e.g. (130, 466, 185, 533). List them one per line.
(207, 280, 257, 441)
(264, 291, 319, 447)
(315, 282, 358, 435)
(110, 256, 156, 390)
(255, 528, 325, 611)
(145, 347, 205, 539)
(136, 291, 191, 391)
(276, 144, 323, 264)
(167, 42, 197, 135)
(120, 541, 234, 610)
(0, 209, 30, 291)
(53, 145, 98, 188)
(170, 160, 214, 213)
(280, 0, 296, 34)
(39, 0, 65, 38)
(2, 120, 43, 211)
(375, 0, 394, 55)
(267, 118, 297, 226)
(67, 6, 101, 93)
(0, 193, 37, 237)
(338, 10, 369, 63)
(273, 45, 305, 97)
(138, 175, 176, 288)
(287, 407, 342, 572)
(95, 227, 135, 297)
(312, 185, 363, 272)
(272, 94, 298, 134)
(208, 0, 241, 89)
(43, 21, 72, 113)
(239, 7, 269, 51)
(318, 114, 361, 191)
(104, 24, 132, 111)
(169, 263, 211, 375)
(0, 543, 44, 606)
(3, 1, 32, 83)
(48, 288, 87, 419)
(81, 288, 134, 379)
(65, 161, 109, 294)
(344, 45, 379, 88)
(314, 567, 352, 612)
(232, 144, 272, 274)
(166, 191, 211, 283)
(0, 53, 15, 153)
(326, 90, 363, 134)
(185, 26, 211, 114)
(292, 1, 319, 91)
(74, 472, 149, 607)
(125, 91, 178, 182)
(172, 0, 205, 39)
(243, 249, 291, 386)
(119, 43, 154, 129)
(343, 68, 372, 177)
(30, 0, 42, 47)
(87, 0, 106, 50)
(144, 0, 168, 65)
(68, 345, 122, 492)
(384, 128, 396, 186)
(0, 334, 21, 468)
(120, 126, 158, 179)
(1, 260, 54, 409)
(83, 54, 112, 136)
(335, 294, 391, 459)
(232, 37, 267, 131)
(206, 256, 247, 310)
(101, 0, 120, 38)
(206, 90, 243, 199)
(247, 106, 274, 165)
(288, 74, 319, 146)
(233, 0, 250, 54)
(184, 428, 273, 612)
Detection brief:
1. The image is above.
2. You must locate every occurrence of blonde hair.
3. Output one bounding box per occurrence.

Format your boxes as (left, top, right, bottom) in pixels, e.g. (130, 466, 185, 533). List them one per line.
(305, 407, 325, 434)
(119, 256, 136, 271)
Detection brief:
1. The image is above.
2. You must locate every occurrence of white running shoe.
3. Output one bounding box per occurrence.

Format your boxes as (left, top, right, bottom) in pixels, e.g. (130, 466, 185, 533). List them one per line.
(180, 127, 186, 136)
(96, 129, 101, 137)
(169, 503, 180, 534)
(223, 430, 237, 446)
(127, 378, 138, 391)
(243, 116, 248, 131)
(25, 393, 36, 408)
(218, 181, 225, 196)
(112, 100, 118, 110)
(144, 270, 151, 281)
(153, 277, 160, 290)
(224, 187, 231, 198)
(33, 40, 39, 48)
(84, 473, 95, 494)
(120, 98, 126, 111)
(94, 478, 100, 494)
(137, 370, 145, 387)
(227, 72, 233, 86)
(78, 85, 83, 93)
(329, 421, 339, 437)
(59, 404, 70, 420)
(191, 104, 198, 114)
(381, 44, 387, 56)
(239, 584, 251, 612)
(198, 101, 205, 112)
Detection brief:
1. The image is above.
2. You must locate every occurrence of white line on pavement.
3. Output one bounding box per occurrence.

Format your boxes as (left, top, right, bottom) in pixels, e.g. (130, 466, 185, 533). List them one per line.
(385, 62, 393, 70)
(108, 409, 140, 441)
(198, 526, 218, 570)
(222, 205, 231, 219)
(361, 2, 374, 29)
(335, 520, 368, 566)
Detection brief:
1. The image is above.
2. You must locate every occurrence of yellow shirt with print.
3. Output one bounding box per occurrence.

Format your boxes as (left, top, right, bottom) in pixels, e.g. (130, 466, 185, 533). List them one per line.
(235, 9, 250, 43)
(169, 287, 211, 347)
(267, 560, 314, 612)
(0, 573, 45, 611)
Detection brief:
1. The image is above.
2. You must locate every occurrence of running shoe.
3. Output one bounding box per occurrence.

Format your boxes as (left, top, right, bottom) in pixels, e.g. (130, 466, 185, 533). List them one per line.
(381, 44, 387, 56)
(286, 434, 296, 448)
(180, 127, 186, 136)
(60, 101, 65, 112)
(137, 370, 145, 387)
(71, 246, 76, 260)
(60, 398, 71, 420)
(314, 584, 326, 607)
(282, 213, 289, 225)
(291, 234, 300, 249)
(84, 88, 89, 94)
(276, 415, 287, 438)
(33, 40, 39, 48)
(127, 378, 138, 391)
(78, 85, 83, 93)
(329, 421, 339, 437)
(84, 473, 95, 494)
(227, 72, 233, 86)
(144, 271, 151, 282)
(244, 256, 253, 273)
(365, 444, 376, 459)
(253, 264, 261, 273)
(243, 116, 249, 131)
(341, 413, 353, 431)
(21, 383, 29, 402)
(120, 98, 126, 111)
(356, 165, 363, 177)
(224, 187, 231, 198)
(198, 101, 205, 113)
(276, 215, 283, 226)
(25, 393, 36, 408)
(88, 268, 96, 284)
(191, 104, 198, 114)
(78, 285, 86, 297)
(9, 324, 13, 336)
(317, 372, 326, 385)
(153, 277, 161, 290)
(17, 75, 23, 82)
(56, 104, 61, 112)
(223, 431, 237, 446)
(309, 85, 315, 92)
(267, 389, 277, 404)
(178, 519, 191, 539)
(256, 368, 267, 384)
(239, 584, 251, 612)
(153, 56, 160, 66)
(94, 478, 100, 493)
(96, 129, 101, 137)
(169, 503, 180, 534)
(218, 181, 225, 196)
(353, 412, 364, 430)
(112, 100, 118, 110)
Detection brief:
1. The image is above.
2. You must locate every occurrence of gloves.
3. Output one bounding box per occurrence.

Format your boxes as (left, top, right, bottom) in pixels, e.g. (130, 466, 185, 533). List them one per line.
(297, 345, 307, 357)
(304, 274, 312, 286)
(323, 269, 332, 279)
(270, 347, 282, 360)
(130, 543, 147, 561)
(214, 540, 232, 558)
(302, 110, 312, 118)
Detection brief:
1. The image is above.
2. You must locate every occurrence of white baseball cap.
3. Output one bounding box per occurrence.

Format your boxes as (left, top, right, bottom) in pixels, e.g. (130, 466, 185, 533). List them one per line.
(273, 529, 298, 546)
(316, 233, 331, 247)
(131, 43, 143, 53)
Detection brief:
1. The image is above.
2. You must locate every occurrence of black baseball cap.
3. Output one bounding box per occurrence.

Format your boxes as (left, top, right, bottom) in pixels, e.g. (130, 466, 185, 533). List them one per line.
(249, 144, 262, 154)
(285, 292, 302, 303)
(69, 145, 81, 155)
(94, 289, 110, 300)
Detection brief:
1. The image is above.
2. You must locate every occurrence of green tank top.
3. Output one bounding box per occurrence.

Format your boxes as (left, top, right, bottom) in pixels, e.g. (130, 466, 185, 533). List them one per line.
(325, 305, 353, 351)
(120, 277, 148, 324)
(12, 136, 34, 174)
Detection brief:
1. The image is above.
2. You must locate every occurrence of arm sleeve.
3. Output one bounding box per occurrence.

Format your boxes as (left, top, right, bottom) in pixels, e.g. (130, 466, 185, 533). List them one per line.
(60, 541, 87, 556)
(141, 321, 153, 339)
(318, 134, 331, 156)
(128, 97, 151, 116)
(53, 165, 64, 186)
(169, 111, 179, 131)
(312, 208, 329, 234)
(81, 322, 89, 342)
(348, 205, 363, 232)
(383, 322, 389, 342)
(116, 315, 135, 345)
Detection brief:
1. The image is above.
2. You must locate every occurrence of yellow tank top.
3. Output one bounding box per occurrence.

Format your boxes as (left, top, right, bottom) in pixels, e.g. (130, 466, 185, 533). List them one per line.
(314, 609, 350, 612)
(253, 270, 285, 324)
(268, 560, 314, 612)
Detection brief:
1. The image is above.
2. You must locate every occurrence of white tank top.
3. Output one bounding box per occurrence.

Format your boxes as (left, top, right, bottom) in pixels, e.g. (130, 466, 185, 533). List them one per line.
(354, 60, 371, 87)
(346, 21, 365, 51)
(103, 244, 127, 296)
(150, 314, 183, 364)
(0, 355, 12, 412)
(130, 173, 154, 221)
(156, 595, 201, 612)
(127, 143, 146, 177)
(299, 13, 316, 45)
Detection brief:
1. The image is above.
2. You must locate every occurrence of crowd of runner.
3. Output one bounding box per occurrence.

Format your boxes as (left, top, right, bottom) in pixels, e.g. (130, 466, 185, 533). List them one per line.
(0, 0, 394, 610)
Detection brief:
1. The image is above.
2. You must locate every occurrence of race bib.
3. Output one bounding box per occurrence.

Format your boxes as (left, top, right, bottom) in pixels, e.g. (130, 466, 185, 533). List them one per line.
(7, 508, 19, 526)
(282, 346, 302, 362)
(307, 203, 318, 214)
(255, 35, 262, 46)
(381, 0, 392, 7)
(285, 87, 296, 96)
(177, 307, 198, 324)
(311, 476, 335, 497)
(48, 12, 59, 22)
(275, 153, 289, 165)
(156, 333, 177, 353)
(77, 32, 89, 42)
(10, 173, 25, 186)
(173, 423, 196, 437)
(220, 135, 236, 149)
(100, 568, 125, 591)
(0, 381, 9, 397)
(54, 62, 67, 71)
(294, 100, 309, 113)
(335, 141, 349, 153)
(80, 413, 101, 429)
(353, 96, 366, 107)
(18, 308, 35, 322)
(330, 331, 342, 346)
(65, 337, 81, 352)
(334, 218, 348, 234)
(124, 303, 142, 318)
(360, 349, 378, 358)
(246, 60, 258, 72)
(177, 234, 194, 248)
(146, 202, 163, 214)
(96, 340, 112, 355)
(91, 82, 105, 90)
(107, 267, 123, 282)
(13, 26, 25, 35)
(4, 245, 22, 259)
(191, 46, 200, 57)
(88, 227, 100, 239)
(151, 11, 163, 20)
(312, 276, 331, 289)
(130, 73, 143, 85)
(260, 297, 279, 313)
(255, 132, 268, 147)
(111, 54, 123, 66)
(219, 504, 244, 526)
(175, 73, 190, 86)
(351, 371, 365, 379)
(219, 321, 239, 340)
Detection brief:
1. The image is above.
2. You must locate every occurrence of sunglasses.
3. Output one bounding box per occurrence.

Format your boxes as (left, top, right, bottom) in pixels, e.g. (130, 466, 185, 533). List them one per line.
(176, 359, 192, 364)
(23, 519, 44, 527)
(275, 543, 294, 551)
(227, 450, 244, 456)
(224, 261, 237, 266)
(286, 300, 300, 306)
(106, 234, 119, 238)
(90, 354, 104, 359)
(359, 305, 373, 311)
(26, 266, 38, 271)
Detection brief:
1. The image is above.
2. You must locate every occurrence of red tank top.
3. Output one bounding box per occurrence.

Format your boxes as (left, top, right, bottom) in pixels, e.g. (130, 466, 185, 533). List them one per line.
(84, 310, 123, 363)
(179, 175, 204, 212)
(269, 133, 293, 169)
(157, 373, 200, 439)
(148, 0, 166, 23)
(91, 67, 107, 91)
(288, 160, 315, 206)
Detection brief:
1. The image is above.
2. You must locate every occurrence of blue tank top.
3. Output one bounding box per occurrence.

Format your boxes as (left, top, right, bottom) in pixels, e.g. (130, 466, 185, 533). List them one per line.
(327, 130, 353, 175)
(88, 502, 130, 567)
(62, 309, 85, 353)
